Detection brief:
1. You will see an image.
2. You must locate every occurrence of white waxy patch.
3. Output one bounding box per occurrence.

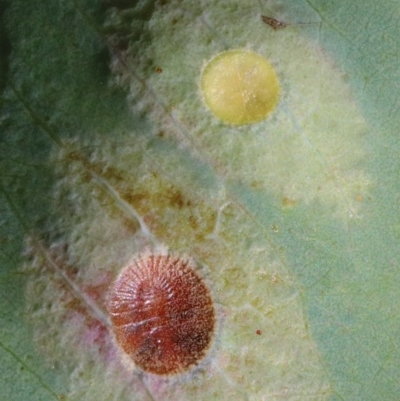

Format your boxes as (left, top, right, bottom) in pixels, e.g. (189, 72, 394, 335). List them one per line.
(118, 0, 370, 221)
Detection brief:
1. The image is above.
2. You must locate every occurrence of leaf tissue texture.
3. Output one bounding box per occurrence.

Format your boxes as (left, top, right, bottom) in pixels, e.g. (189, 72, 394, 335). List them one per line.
(1, 0, 400, 400)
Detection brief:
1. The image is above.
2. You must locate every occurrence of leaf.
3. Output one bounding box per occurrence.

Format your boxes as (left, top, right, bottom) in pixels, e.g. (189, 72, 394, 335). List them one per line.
(1, 0, 400, 400)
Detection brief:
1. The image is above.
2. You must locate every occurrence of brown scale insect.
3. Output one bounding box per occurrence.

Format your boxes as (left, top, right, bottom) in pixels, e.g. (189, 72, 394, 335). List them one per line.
(108, 254, 216, 375)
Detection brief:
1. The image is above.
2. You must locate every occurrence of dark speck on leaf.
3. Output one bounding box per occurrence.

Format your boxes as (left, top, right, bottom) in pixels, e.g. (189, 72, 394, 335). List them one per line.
(261, 15, 287, 30)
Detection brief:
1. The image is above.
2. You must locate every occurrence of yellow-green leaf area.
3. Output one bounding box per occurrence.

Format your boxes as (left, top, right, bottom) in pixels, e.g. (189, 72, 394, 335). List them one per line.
(201, 49, 280, 124)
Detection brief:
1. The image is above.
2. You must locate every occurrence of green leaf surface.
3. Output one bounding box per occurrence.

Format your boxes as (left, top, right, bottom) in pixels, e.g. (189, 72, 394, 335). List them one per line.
(1, 0, 400, 400)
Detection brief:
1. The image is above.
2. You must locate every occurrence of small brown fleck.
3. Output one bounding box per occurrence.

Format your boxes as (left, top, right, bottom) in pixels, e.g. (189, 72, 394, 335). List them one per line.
(155, 67, 163, 73)
(122, 217, 140, 233)
(282, 197, 297, 207)
(261, 15, 287, 30)
(122, 191, 146, 206)
(251, 180, 263, 189)
(256, 329, 262, 335)
(189, 215, 199, 230)
(167, 189, 186, 208)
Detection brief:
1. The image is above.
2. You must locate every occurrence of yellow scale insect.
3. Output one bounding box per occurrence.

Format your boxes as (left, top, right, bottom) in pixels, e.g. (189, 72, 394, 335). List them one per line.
(200, 49, 280, 125)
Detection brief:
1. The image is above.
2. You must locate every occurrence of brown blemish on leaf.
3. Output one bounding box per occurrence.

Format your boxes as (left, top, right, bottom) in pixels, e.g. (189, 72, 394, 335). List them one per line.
(251, 180, 263, 189)
(120, 192, 146, 206)
(36, 243, 109, 316)
(62, 149, 217, 254)
(63, 151, 141, 234)
(166, 188, 191, 208)
(282, 197, 297, 207)
(121, 217, 140, 233)
(65, 297, 87, 316)
(261, 15, 287, 30)
(189, 215, 199, 230)
(25, 240, 111, 358)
